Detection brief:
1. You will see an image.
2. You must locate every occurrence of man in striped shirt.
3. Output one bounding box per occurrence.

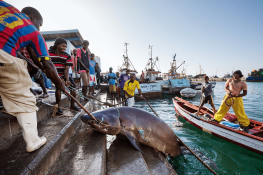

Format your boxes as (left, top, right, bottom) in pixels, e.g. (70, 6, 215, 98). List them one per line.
(50, 38, 80, 115)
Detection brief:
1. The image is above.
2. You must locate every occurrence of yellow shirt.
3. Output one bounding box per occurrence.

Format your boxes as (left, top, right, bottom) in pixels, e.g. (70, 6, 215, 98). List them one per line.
(123, 80, 140, 96)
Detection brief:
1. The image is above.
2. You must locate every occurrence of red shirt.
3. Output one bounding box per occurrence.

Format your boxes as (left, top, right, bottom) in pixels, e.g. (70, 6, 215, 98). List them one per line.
(49, 47, 73, 76)
(0, 1, 49, 58)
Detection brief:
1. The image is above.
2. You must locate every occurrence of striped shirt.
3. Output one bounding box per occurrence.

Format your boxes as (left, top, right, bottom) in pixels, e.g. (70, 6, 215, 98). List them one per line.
(49, 47, 73, 76)
(0, 1, 49, 59)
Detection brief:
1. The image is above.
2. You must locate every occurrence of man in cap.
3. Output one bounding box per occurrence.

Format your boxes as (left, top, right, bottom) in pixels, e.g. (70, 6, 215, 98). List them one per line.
(213, 70, 250, 133)
(107, 67, 117, 101)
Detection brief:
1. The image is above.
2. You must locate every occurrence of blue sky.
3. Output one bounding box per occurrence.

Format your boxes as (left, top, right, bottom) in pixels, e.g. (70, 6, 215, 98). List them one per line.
(10, 0, 263, 77)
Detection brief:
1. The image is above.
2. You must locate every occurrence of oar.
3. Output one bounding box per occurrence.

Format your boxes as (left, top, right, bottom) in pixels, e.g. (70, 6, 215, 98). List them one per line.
(63, 90, 97, 122)
(137, 95, 218, 175)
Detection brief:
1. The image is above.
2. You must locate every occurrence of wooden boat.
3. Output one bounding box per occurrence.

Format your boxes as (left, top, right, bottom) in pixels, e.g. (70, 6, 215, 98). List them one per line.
(173, 97, 263, 155)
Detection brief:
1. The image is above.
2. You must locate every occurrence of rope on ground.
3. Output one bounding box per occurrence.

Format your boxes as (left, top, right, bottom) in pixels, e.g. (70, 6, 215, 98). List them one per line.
(51, 104, 58, 118)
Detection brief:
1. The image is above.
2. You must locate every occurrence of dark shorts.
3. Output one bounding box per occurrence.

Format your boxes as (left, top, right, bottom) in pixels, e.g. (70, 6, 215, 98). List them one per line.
(202, 95, 213, 105)
(120, 88, 125, 97)
(61, 76, 76, 88)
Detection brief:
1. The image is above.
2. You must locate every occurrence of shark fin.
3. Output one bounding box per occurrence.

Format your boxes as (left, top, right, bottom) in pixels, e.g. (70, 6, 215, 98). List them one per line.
(124, 130, 146, 155)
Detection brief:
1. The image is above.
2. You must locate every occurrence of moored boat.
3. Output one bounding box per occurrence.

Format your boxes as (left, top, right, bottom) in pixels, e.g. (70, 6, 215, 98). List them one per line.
(180, 88, 197, 98)
(173, 97, 263, 155)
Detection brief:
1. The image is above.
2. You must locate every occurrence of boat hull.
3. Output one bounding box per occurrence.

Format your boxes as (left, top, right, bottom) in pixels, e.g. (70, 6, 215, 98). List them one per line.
(173, 99, 263, 155)
(135, 81, 165, 98)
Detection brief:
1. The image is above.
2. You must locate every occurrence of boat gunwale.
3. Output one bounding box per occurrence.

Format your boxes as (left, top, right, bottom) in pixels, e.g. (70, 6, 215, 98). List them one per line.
(173, 98, 263, 142)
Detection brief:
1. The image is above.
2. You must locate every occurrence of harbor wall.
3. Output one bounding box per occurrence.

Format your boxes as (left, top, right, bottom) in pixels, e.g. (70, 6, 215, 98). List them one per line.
(190, 77, 247, 82)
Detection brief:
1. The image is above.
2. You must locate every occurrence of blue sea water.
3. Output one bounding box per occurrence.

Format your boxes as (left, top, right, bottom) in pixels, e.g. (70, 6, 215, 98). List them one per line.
(135, 82, 263, 175)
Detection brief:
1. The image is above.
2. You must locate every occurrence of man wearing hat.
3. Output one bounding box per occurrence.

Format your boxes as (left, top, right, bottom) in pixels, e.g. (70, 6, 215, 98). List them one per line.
(107, 67, 117, 101)
(213, 70, 250, 133)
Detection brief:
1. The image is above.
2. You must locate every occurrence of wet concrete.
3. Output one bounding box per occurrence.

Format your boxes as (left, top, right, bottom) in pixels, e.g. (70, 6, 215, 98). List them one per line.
(0, 111, 73, 175)
(106, 138, 151, 175)
(0, 90, 104, 175)
(140, 145, 177, 175)
(46, 123, 106, 175)
(0, 93, 72, 146)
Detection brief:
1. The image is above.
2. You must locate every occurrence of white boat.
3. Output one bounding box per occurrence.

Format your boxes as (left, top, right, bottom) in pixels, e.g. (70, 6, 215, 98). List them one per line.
(180, 88, 197, 98)
(119, 44, 165, 98)
(161, 54, 191, 94)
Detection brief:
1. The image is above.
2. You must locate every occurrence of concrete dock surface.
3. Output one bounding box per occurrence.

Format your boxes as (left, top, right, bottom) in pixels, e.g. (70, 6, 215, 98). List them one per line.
(0, 90, 177, 175)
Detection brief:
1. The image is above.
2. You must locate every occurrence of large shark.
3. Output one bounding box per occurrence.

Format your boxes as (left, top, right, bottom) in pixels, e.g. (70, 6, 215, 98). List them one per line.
(81, 107, 181, 157)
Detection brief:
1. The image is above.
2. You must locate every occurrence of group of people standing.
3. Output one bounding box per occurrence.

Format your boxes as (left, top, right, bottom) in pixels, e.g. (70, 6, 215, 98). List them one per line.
(0, 1, 101, 153)
(107, 69, 143, 107)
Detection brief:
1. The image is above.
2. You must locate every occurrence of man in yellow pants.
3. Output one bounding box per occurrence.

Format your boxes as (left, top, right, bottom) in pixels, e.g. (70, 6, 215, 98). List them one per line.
(213, 70, 250, 133)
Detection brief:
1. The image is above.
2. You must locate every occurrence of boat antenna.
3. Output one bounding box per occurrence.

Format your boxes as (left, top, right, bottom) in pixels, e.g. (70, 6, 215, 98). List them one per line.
(149, 45, 153, 70)
(124, 43, 129, 57)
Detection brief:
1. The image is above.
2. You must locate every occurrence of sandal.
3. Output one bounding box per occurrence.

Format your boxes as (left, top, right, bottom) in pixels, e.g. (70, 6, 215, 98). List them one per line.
(56, 108, 63, 115)
(70, 106, 81, 111)
(39, 93, 49, 99)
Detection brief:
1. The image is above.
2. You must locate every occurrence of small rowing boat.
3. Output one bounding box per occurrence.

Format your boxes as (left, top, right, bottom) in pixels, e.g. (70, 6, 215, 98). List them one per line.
(173, 97, 263, 155)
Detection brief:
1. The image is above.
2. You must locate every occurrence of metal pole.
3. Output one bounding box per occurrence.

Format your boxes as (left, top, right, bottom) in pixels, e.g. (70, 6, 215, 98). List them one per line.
(63, 91, 97, 122)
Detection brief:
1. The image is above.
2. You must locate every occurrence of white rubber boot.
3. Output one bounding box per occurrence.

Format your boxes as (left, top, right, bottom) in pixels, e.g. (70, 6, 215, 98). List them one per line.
(16, 112, 47, 152)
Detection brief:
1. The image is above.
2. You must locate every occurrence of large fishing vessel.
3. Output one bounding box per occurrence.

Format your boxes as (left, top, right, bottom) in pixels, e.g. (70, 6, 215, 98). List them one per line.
(190, 64, 216, 90)
(119, 44, 165, 98)
(246, 68, 263, 82)
(161, 54, 190, 94)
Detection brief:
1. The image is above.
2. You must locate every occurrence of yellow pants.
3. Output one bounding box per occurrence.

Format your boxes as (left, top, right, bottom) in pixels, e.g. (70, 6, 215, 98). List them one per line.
(214, 95, 250, 127)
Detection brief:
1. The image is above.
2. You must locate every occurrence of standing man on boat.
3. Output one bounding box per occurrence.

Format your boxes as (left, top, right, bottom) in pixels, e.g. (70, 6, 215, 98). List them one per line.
(213, 70, 250, 133)
(196, 76, 216, 115)
(77, 40, 90, 99)
(0, 2, 65, 152)
(123, 73, 143, 107)
(119, 70, 130, 104)
(108, 67, 117, 101)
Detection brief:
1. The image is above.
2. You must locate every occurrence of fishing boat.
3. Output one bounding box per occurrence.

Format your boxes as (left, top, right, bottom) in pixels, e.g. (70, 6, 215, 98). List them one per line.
(161, 54, 191, 94)
(119, 44, 165, 98)
(173, 97, 263, 155)
(190, 64, 216, 90)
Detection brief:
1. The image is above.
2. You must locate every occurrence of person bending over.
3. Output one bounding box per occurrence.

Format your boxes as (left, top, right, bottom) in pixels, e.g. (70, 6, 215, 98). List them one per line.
(213, 70, 250, 133)
(0, 2, 65, 152)
(49, 38, 80, 115)
(123, 74, 143, 107)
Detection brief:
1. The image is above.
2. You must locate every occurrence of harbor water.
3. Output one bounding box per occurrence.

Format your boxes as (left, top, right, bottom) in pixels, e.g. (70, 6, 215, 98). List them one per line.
(135, 82, 263, 175)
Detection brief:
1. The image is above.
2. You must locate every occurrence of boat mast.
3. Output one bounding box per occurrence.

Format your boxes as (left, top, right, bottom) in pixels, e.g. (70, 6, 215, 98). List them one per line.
(149, 45, 153, 70)
(124, 42, 128, 57)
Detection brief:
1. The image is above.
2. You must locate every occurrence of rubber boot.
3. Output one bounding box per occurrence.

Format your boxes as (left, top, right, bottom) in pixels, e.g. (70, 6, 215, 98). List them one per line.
(16, 112, 47, 152)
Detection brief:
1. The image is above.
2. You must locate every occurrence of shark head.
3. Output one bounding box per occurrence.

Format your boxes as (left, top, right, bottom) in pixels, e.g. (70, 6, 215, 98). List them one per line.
(81, 108, 121, 135)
